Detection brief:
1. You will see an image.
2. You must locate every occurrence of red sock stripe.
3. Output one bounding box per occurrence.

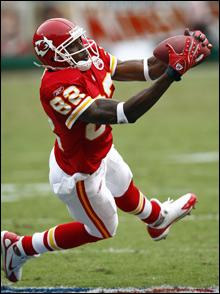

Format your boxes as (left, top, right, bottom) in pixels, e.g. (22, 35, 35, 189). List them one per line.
(76, 181, 111, 239)
(54, 222, 100, 249)
(43, 230, 53, 251)
(21, 236, 38, 256)
(142, 200, 161, 224)
(115, 181, 140, 213)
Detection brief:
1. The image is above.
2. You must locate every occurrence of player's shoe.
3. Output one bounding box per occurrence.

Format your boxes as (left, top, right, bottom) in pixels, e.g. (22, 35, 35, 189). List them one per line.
(1, 231, 33, 282)
(147, 193, 197, 241)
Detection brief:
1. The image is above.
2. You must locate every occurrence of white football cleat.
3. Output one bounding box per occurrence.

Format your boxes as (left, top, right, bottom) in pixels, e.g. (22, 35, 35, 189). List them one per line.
(147, 193, 197, 241)
(1, 231, 32, 282)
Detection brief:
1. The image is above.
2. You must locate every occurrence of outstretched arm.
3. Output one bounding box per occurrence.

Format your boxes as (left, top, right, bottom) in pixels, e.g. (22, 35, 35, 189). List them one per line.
(112, 28, 212, 82)
(80, 37, 202, 125)
(112, 56, 167, 81)
(80, 72, 173, 124)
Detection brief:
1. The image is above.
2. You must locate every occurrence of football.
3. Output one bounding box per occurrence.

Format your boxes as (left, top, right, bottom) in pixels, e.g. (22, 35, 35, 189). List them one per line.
(153, 35, 211, 64)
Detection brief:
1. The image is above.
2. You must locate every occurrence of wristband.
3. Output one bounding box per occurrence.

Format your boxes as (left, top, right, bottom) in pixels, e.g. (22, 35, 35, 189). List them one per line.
(143, 58, 153, 81)
(165, 66, 182, 81)
(117, 102, 129, 124)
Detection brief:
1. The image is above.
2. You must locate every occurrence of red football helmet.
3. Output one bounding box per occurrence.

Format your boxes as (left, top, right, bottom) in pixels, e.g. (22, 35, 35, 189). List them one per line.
(33, 18, 103, 71)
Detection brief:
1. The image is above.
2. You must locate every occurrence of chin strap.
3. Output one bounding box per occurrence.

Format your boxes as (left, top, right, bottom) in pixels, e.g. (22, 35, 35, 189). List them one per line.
(76, 57, 104, 71)
(33, 57, 104, 72)
(33, 61, 44, 68)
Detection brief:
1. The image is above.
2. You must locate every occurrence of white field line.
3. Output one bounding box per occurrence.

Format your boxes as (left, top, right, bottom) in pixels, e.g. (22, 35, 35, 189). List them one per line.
(1, 151, 218, 203)
(1, 218, 58, 225)
(1, 182, 52, 202)
(49, 243, 218, 255)
(1, 286, 219, 293)
(170, 151, 219, 164)
(86, 286, 220, 293)
(87, 286, 220, 293)
(1, 180, 219, 203)
(1, 151, 218, 202)
(1, 213, 218, 226)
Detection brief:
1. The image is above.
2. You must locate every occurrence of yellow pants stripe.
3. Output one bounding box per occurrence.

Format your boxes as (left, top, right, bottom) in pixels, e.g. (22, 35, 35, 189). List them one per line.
(77, 181, 111, 239)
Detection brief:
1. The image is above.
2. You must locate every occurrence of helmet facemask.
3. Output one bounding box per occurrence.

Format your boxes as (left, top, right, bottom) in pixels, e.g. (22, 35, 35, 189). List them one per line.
(53, 26, 104, 71)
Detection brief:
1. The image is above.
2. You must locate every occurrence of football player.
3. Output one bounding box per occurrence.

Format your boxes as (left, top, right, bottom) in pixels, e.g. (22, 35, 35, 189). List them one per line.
(1, 18, 212, 282)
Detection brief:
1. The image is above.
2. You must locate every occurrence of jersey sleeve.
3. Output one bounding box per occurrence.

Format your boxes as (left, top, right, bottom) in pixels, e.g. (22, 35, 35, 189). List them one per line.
(109, 54, 117, 77)
(98, 45, 117, 77)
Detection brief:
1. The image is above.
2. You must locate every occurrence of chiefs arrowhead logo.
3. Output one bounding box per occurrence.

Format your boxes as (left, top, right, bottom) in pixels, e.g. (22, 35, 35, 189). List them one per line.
(34, 37, 53, 57)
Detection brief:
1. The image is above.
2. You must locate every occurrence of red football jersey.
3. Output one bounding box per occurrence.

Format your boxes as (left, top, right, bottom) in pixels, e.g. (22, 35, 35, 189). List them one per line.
(40, 45, 117, 175)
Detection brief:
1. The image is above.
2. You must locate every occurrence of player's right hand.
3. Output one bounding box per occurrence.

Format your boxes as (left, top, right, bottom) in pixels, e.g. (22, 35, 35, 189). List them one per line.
(166, 37, 202, 77)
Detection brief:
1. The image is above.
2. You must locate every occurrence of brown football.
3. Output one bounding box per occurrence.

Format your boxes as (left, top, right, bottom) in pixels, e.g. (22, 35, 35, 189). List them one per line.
(153, 35, 210, 64)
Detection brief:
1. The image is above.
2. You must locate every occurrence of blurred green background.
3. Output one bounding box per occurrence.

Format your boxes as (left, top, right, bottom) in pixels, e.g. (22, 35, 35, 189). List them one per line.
(1, 63, 219, 288)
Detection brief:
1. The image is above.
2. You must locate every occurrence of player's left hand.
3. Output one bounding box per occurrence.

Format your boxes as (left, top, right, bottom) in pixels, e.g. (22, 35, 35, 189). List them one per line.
(165, 36, 202, 80)
(184, 28, 213, 50)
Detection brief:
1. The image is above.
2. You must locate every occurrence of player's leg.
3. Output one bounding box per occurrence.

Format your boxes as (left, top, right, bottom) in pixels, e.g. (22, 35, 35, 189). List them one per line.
(20, 148, 107, 254)
(105, 146, 197, 241)
(105, 146, 161, 222)
(47, 148, 118, 241)
(1, 222, 100, 283)
(1, 149, 118, 282)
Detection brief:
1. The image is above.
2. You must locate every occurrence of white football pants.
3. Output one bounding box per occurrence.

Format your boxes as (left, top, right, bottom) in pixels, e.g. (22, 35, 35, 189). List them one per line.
(49, 145, 133, 239)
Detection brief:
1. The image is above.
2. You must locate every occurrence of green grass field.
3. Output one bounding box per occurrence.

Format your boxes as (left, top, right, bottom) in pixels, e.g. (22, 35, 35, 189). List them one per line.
(1, 63, 219, 289)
